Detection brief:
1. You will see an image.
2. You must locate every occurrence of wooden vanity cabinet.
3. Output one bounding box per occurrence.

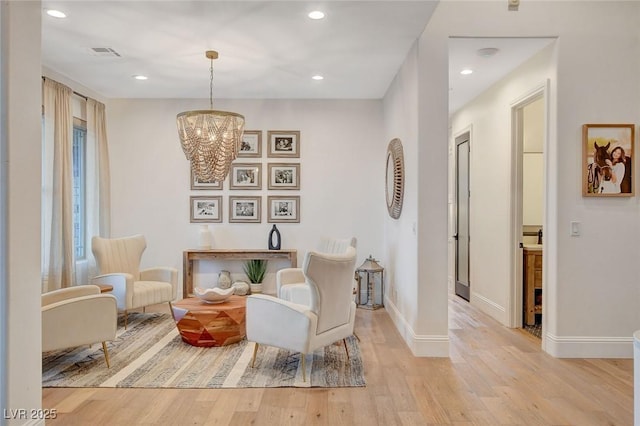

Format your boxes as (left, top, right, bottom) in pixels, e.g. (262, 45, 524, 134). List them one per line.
(523, 247, 542, 326)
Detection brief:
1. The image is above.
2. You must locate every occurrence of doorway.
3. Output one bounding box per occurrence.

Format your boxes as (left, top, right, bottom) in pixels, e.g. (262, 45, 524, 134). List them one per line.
(510, 86, 546, 339)
(455, 132, 470, 301)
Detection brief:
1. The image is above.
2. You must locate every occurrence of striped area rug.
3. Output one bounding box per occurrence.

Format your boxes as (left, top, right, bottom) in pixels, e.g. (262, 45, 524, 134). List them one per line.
(42, 312, 365, 388)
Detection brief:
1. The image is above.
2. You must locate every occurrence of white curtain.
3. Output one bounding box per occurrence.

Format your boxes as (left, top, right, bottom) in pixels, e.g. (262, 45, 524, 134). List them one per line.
(42, 78, 75, 292)
(86, 98, 111, 278)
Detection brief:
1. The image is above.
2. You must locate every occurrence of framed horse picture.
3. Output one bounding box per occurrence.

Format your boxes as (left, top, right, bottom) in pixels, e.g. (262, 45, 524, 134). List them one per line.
(582, 124, 635, 197)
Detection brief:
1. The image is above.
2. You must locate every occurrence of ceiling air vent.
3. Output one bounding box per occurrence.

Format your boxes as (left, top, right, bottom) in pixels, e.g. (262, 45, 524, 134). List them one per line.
(89, 47, 121, 57)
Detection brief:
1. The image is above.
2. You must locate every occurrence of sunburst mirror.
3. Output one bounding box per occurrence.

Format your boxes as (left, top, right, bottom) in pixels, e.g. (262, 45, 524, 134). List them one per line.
(385, 138, 405, 219)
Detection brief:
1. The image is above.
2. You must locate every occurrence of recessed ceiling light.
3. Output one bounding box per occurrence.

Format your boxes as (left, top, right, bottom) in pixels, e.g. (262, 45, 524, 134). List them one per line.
(46, 9, 66, 18)
(477, 47, 500, 58)
(133, 75, 148, 80)
(312, 75, 324, 81)
(308, 11, 325, 20)
(460, 69, 473, 75)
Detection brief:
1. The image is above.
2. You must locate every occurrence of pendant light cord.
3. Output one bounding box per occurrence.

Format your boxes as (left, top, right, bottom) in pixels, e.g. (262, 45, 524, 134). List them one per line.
(209, 58, 214, 110)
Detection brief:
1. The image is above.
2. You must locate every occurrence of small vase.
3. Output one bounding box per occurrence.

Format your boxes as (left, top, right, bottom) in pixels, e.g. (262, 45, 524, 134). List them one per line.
(250, 282, 263, 294)
(232, 281, 250, 296)
(198, 224, 212, 249)
(268, 224, 281, 250)
(218, 270, 232, 289)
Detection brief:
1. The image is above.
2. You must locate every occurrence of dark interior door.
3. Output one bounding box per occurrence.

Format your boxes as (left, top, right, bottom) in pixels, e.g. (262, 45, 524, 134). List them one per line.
(455, 133, 470, 301)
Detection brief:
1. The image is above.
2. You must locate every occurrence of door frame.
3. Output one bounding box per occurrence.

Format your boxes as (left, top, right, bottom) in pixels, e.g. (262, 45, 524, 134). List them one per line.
(508, 81, 549, 334)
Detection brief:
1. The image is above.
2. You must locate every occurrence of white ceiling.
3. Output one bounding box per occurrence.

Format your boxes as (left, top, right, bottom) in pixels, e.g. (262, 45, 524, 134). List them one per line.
(448, 37, 556, 113)
(41, 1, 555, 112)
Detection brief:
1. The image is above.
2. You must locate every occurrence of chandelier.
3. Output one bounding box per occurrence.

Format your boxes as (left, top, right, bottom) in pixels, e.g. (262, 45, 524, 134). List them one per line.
(176, 50, 245, 182)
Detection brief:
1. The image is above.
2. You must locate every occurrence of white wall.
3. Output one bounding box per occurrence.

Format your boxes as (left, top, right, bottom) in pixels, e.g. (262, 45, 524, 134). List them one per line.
(106, 98, 385, 295)
(451, 45, 554, 325)
(383, 43, 440, 354)
(423, 1, 640, 358)
(523, 98, 544, 228)
(3, 1, 43, 424)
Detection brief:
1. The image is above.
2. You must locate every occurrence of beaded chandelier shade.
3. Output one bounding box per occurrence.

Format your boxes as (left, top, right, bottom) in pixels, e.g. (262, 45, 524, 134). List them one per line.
(176, 50, 245, 182)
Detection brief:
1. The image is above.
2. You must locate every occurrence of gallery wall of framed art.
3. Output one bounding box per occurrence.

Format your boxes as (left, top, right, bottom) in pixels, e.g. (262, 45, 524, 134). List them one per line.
(188, 130, 302, 224)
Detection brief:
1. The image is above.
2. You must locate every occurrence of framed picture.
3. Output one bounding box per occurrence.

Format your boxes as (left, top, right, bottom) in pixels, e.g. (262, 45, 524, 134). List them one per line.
(229, 163, 262, 190)
(267, 130, 300, 158)
(238, 130, 262, 158)
(267, 196, 300, 223)
(582, 124, 635, 197)
(190, 196, 222, 223)
(268, 163, 300, 190)
(229, 196, 261, 223)
(190, 171, 223, 190)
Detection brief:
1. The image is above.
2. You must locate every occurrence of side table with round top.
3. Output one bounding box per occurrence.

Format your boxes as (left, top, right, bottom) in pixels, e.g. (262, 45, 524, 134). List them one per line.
(170, 295, 246, 347)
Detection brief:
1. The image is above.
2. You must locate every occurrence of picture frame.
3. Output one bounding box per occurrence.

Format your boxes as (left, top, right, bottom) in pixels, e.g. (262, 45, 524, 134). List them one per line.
(190, 171, 223, 190)
(267, 196, 300, 223)
(229, 196, 261, 223)
(582, 124, 635, 197)
(268, 163, 300, 190)
(238, 130, 262, 158)
(267, 130, 300, 158)
(229, 163, 262, 190)
(190, 196, 222, 223)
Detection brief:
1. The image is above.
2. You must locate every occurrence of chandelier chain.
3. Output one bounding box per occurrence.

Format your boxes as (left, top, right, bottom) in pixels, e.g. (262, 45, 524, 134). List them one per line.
(209, 58, 214, 110)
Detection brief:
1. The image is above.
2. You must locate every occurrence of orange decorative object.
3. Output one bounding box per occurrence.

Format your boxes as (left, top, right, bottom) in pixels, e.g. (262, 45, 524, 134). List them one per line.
(171, 295, 246, 347)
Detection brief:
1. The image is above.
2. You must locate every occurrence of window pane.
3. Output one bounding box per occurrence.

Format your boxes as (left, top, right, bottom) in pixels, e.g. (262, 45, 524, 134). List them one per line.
(72, 126, 86, 259)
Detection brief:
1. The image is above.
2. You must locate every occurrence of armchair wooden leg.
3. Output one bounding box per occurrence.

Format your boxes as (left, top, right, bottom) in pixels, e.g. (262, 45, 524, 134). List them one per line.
(301, 353, 306, 383)
(124, 311, 128, 330)
(101, 341, 111, 368)
(343, 338, 350, 360)
(251, 343, 259, 368)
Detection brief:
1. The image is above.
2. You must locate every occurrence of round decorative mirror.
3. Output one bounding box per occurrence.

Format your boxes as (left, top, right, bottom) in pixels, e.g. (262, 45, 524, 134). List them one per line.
(385, 138, 404, 219)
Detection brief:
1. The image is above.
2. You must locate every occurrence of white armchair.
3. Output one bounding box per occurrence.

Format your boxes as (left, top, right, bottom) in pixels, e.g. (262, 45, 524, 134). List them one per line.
(246, 246, 357, 382)
(42, 285, 117, 367)
(91, 234, 178, 329)
(276, 236, 356, 305)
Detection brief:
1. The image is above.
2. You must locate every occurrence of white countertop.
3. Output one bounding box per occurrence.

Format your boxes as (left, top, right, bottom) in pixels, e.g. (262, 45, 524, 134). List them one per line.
(523, 244, 543, 251)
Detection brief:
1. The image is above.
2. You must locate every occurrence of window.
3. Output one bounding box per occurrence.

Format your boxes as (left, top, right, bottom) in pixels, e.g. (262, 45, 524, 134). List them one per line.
(72, 119, 87, 259)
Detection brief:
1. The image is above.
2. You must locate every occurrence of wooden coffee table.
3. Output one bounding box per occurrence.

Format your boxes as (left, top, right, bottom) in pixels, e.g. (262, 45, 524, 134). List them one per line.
(170, 295, 246, 347)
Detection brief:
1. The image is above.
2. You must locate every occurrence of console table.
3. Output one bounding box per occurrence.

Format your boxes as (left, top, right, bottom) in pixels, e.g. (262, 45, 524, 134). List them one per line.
(182, 249, 298, 297)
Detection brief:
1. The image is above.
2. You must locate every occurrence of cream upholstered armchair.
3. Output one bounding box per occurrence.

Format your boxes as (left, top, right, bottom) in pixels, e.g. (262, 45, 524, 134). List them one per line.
(42, 285, 117, 367)
(276, 236, 356, 306)
(91, 234, 178, 328)
(246, 245, 357, 382)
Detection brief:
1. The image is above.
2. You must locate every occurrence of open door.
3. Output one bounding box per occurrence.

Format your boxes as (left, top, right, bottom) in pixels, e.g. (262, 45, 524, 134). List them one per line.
(455, 132, 470, 301)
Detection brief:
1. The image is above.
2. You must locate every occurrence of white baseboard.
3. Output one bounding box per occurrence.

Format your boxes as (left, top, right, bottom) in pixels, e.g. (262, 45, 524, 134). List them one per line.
(545, 333, 633, 358)
(383, 297, 449, 357)
(471, 292, 508, 326)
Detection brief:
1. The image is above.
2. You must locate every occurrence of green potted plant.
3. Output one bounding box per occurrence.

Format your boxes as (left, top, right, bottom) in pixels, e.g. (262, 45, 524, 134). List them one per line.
(243, 259, 267, 294)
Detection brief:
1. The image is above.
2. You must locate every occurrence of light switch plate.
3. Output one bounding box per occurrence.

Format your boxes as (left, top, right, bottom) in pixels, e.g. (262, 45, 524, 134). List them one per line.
(570, 221, 581, 237)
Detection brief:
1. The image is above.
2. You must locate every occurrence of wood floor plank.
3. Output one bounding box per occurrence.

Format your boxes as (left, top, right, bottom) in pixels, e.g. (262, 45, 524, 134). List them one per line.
(41, 295, 633, 425)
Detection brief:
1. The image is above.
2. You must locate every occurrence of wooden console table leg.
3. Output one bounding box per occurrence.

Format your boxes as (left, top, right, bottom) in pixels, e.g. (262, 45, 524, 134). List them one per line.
(183, 251, 193, 297)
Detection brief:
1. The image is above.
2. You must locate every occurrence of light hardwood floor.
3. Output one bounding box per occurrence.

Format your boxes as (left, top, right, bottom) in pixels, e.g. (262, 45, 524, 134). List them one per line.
(42, 295, 633, 425)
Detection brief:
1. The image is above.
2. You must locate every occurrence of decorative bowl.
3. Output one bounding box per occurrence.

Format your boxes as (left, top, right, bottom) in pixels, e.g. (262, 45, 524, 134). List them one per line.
(193, 286, 235, 304)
